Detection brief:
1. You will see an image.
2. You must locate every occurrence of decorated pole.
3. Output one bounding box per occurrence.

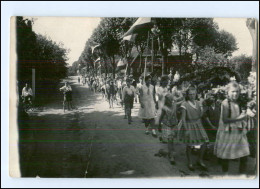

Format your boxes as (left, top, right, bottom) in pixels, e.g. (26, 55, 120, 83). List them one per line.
(125, 61, 128, 78)
(144, 31, 150, 82)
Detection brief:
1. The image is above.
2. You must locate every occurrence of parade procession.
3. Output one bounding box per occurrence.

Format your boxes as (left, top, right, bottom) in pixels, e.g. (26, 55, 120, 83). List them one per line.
(15, 16, 258, 178)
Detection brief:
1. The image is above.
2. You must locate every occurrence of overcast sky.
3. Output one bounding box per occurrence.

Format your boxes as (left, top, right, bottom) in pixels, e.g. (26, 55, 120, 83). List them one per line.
(30, 17, 253, 66)
(30, 17, 101, 66)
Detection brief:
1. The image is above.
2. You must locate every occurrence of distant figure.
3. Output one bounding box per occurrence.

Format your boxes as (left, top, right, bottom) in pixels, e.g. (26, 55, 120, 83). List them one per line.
(136, 77, 143, 104)
(78, 76, 80, 84)
(173, 71, 180, 83)
(107, 80, 116, 108)
(82, 76, 86, 86)
(60, 81, 73, 112)
(92, 79, 97, 93)
(21, 83, 33, 105)
(168, 70, 173, 83)
(122, 78, 136, 124)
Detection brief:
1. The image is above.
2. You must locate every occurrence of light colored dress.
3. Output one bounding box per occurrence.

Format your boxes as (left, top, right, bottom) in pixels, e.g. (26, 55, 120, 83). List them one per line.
(156, 86, 168, 109)
(138, 84, 156, 119)
(178, 100, 209, 145)
(214, 99, 250, 159)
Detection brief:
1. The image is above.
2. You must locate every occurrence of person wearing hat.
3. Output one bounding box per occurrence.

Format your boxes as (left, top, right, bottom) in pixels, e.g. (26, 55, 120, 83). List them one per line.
(138, 75, 157, 137)
(122, 78, 136, 124)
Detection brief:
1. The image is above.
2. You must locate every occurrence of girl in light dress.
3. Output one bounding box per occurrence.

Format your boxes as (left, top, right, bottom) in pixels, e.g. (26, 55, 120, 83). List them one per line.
(179, 86, 209, 171)
(138, 75, 157, 137)
(214, 81, 250, 175)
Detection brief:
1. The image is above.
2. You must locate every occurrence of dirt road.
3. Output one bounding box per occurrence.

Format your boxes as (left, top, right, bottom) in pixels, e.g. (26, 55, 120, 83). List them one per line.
(18, 76, 256, 178)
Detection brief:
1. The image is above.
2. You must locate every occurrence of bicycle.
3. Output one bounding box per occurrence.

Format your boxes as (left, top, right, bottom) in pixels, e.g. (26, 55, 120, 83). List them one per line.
(21, 95, 34, 112)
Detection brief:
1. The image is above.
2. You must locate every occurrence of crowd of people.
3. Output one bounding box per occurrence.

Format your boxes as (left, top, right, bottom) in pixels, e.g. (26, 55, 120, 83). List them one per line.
(68, 72, 257, 175)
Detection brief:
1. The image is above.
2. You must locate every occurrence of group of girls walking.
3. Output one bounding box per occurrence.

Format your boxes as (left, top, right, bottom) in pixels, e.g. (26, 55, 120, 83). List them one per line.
(138, 76, 253, 174)
(94, 74, 254, 175)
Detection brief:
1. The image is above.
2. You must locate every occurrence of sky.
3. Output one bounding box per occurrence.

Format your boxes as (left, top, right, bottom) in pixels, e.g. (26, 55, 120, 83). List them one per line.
(214, 18, 252, 57)
(29, 17, 253, 66)
(30, 17, 101, 66)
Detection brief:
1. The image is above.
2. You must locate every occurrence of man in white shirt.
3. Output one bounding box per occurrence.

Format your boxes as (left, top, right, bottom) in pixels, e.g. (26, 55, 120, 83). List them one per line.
(60, 82, 73, 112)
(21, 83, 33, 104)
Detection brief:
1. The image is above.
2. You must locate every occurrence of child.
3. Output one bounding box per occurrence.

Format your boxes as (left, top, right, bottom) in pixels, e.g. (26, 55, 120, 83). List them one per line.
(247, 100, 257, 158)
(159, 94, 178, 165)
(179, 85, 209, 171)
(214, 81, 250, 175)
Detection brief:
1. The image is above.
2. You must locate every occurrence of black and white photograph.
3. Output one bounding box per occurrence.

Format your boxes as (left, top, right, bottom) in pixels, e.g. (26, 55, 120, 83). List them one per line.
(3, 2, 259, 188)
(9, 16, 258, 179)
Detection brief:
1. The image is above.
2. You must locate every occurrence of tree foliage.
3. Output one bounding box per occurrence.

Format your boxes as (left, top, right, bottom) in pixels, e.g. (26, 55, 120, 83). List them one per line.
(76, 17, 239, 79)
(230, 54, 252, 81)
(16, 17, 69, 100)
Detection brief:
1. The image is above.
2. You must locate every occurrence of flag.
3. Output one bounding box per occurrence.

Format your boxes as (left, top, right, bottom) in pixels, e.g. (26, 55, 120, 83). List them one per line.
(94, 57, 101, 63)
(91, 44, 101, 54)
(122, 17, 153, 38)
(94, 57, 101, 69)
(116, 58, 127, 71)
(122, 33, 137, 42)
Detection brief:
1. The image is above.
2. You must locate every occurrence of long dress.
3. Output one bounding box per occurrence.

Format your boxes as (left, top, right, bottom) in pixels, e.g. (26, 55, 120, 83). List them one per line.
(138, 84, 156, 119)
(178, 100, 209, 146)
(214, 99, 250, 159)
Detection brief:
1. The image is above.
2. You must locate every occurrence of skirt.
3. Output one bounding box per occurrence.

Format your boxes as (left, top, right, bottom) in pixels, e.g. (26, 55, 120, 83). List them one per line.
(138, 99, 156, 119)
(161, 124, 178, 141)
(178, 119, 209, 146)
(214, 122, 250, 159)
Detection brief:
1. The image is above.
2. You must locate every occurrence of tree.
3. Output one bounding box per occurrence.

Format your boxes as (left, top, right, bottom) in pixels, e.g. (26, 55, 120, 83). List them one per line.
(16, 17, 69, 101)
(78, 17, 239, 79)
(214, 30, 238, 56)
(230, 54, 252, 81)
(90, 18, 124, 78)
(193, 46, 230, 70)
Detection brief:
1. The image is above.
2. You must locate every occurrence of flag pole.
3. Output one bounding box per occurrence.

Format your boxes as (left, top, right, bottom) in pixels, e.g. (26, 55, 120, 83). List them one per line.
(125, 59, 128, 78)
(144, 30, 150, 83)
